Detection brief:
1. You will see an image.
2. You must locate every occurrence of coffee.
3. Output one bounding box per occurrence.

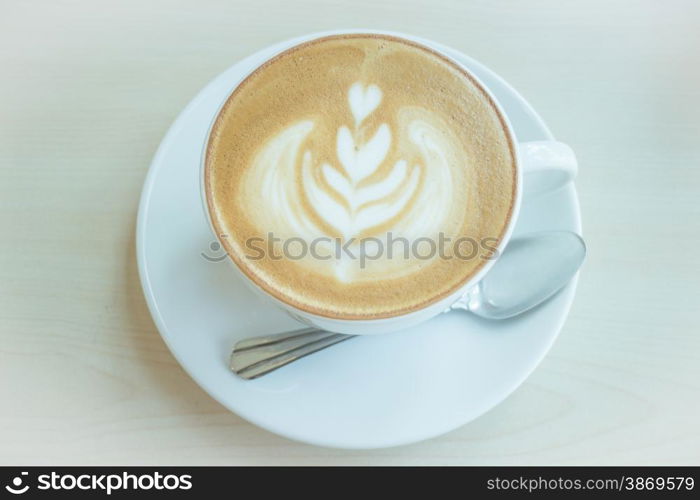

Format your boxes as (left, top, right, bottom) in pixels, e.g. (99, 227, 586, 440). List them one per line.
(205, 34, 516, 319)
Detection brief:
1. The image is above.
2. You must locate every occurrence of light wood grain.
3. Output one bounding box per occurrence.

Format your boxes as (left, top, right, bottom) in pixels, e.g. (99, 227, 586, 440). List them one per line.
(1, 0, 699, 465)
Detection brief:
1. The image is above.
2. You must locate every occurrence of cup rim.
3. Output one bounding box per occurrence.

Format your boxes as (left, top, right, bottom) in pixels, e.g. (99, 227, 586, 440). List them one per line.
(200, 30, 522, 322)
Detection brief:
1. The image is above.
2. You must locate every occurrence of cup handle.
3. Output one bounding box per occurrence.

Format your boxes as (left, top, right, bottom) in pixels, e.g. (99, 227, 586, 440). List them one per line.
(519, 141, 577, 197)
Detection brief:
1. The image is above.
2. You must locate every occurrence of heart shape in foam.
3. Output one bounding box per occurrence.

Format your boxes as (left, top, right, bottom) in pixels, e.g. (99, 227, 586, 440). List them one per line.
(348, 83, 382, 125)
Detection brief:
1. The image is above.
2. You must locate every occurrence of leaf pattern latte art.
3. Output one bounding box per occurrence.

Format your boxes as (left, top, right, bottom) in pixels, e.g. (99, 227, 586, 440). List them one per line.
(243, 81, 455, 281)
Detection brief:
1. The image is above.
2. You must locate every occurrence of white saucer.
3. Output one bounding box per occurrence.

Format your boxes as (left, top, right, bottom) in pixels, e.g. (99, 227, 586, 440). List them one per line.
(136, 33, 581, 449)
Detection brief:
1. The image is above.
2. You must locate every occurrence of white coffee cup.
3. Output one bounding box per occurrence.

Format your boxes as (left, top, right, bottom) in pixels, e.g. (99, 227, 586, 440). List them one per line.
(201, 30, 577, 335)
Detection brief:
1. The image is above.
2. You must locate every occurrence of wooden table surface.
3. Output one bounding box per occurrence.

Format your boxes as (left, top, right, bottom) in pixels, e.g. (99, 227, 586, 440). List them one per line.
(2, 0, 699, 465)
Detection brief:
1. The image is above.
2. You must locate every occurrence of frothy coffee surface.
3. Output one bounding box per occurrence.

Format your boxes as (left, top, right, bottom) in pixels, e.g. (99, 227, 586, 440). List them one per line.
(205, 34, 516, 319)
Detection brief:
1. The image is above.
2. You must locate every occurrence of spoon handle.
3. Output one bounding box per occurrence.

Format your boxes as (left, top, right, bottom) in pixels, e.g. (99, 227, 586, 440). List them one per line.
(230, 328, 354, 379)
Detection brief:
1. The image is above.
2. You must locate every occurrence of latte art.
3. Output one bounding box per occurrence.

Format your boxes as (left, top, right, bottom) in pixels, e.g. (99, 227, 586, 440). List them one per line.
(243, 81, 457, 281)
(205, 34, 516, 319)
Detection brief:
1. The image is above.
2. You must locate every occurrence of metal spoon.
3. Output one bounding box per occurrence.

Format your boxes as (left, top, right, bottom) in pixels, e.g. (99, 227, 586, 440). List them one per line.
(230, 230, 585, 379)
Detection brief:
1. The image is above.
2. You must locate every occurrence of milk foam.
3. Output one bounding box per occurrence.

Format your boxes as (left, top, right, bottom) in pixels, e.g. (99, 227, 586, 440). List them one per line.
(243, 81, 455, 281)
(206, 34, 516, 319)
